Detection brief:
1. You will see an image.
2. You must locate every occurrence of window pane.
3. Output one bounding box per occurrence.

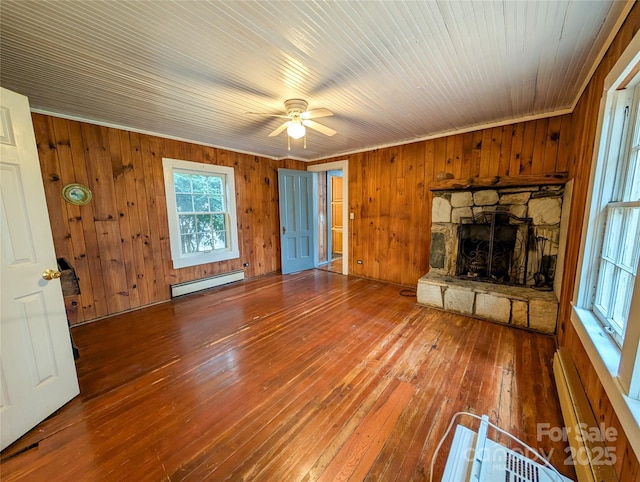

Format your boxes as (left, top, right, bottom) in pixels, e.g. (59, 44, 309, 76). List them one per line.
(621, 207, 640, 272)
(176, 194, 193, 213)
(206, 176, 223, 195)
(181, 234, 196, 254)
(628, 150, 640, 201)
(210, 195, 224, 212)
(196, 233, 212, 252)
(193, 194, 210, 212)
(621, 95, 640, 201)
(191, 175, 207, 194)
(179, 215, 196, 235)
(212, 213, 226, 232)
(611, 269, 633, 335)
(632, 97, 640, 146)
(173, 172, 192, 193)
(595, 260, 616, 318)
(196, 214, 211, 234)
(212, 213, 227, 250)
(213, 231, 226, 249)
(603, 207, 624, 261)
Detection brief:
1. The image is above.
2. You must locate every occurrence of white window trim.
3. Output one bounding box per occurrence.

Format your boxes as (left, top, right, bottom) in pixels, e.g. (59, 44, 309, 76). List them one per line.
(573, 31, 640, 459)
(591, 89, 639, 345)
(162, 158, 239, 269)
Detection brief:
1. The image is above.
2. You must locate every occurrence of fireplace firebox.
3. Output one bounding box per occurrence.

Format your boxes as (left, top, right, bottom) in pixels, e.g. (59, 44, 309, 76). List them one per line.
(455, 211, 531, 286)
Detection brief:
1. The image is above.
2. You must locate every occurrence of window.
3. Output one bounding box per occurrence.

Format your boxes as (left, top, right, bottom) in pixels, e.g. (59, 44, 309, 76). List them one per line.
(572, 33, 640, 449)
(591, 86, 640, 346)
(162, 158, 239, 269)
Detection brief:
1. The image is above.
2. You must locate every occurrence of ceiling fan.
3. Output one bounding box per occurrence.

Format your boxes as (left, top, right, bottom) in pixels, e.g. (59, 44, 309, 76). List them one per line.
(249, 99, 336, 149)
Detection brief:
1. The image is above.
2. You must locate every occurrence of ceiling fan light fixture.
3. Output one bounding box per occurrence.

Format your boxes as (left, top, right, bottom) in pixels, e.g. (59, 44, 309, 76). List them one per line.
(255, 99, 333, 145)
(287, 120, 305, 139)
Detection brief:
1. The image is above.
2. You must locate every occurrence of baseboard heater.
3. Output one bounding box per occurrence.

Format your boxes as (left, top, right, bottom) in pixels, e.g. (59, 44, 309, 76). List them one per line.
(170, 270, 244, 298)
(553, 348, 618, 482)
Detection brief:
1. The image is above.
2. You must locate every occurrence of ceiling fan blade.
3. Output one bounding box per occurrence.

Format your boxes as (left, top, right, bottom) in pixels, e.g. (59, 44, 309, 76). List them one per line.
(246, 112, 290, 119)
(268, 121, 291, 137)
(301, 108, 333, 119)
(302, 119, 336, 137)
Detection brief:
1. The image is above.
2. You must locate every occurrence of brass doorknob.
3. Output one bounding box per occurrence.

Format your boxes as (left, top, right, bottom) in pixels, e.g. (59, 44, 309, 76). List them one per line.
(42, 268, 62, 281)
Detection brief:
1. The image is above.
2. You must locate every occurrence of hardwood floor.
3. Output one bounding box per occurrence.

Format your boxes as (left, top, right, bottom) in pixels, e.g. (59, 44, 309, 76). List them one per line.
(318, 256, 343, 274)
(1, 271, 575, 481)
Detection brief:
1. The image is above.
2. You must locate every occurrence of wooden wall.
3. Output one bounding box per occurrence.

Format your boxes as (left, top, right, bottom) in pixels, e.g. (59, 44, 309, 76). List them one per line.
(312, 115, 572, 286)
(33, 114, 305, 324)
(556, 4, 640, 481)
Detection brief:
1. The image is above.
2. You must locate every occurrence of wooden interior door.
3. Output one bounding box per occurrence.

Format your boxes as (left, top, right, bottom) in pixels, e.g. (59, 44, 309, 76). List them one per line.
(278, 168, 317, 274)
(0, 87, 79, 450)
(331, 176, 343, 255)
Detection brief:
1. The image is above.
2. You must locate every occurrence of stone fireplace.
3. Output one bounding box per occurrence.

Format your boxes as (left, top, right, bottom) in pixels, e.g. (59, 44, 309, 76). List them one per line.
(418, 181, 572, 334)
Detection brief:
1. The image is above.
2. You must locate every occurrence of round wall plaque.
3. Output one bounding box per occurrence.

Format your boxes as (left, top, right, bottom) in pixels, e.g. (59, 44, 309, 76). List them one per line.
(62, 183, 92, 205)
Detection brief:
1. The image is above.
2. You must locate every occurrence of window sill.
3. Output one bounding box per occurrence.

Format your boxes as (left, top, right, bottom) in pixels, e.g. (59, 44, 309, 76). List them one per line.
(172, 248, 240, 269)
(571, 306, 640, 458)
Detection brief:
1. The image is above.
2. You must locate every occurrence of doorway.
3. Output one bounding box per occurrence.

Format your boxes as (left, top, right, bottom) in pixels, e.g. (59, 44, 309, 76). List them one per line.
(326, 170, 343, 272)
(308, 160, 348, 276)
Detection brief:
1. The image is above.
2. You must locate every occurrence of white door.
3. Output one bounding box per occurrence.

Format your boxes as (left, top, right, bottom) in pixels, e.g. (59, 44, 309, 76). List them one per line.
(0, 87, 79, 450)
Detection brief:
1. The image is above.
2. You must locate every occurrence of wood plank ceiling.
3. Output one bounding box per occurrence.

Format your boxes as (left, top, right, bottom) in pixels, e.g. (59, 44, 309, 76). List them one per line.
(0, 1, 630, 161)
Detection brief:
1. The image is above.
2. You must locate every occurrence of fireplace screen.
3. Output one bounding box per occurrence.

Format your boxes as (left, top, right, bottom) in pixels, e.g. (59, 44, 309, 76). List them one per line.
(455, 211, 531, 285)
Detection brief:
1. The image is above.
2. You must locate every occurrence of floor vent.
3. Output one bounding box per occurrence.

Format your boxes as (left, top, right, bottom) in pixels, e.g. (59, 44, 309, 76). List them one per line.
(170, 270, 244, 298)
